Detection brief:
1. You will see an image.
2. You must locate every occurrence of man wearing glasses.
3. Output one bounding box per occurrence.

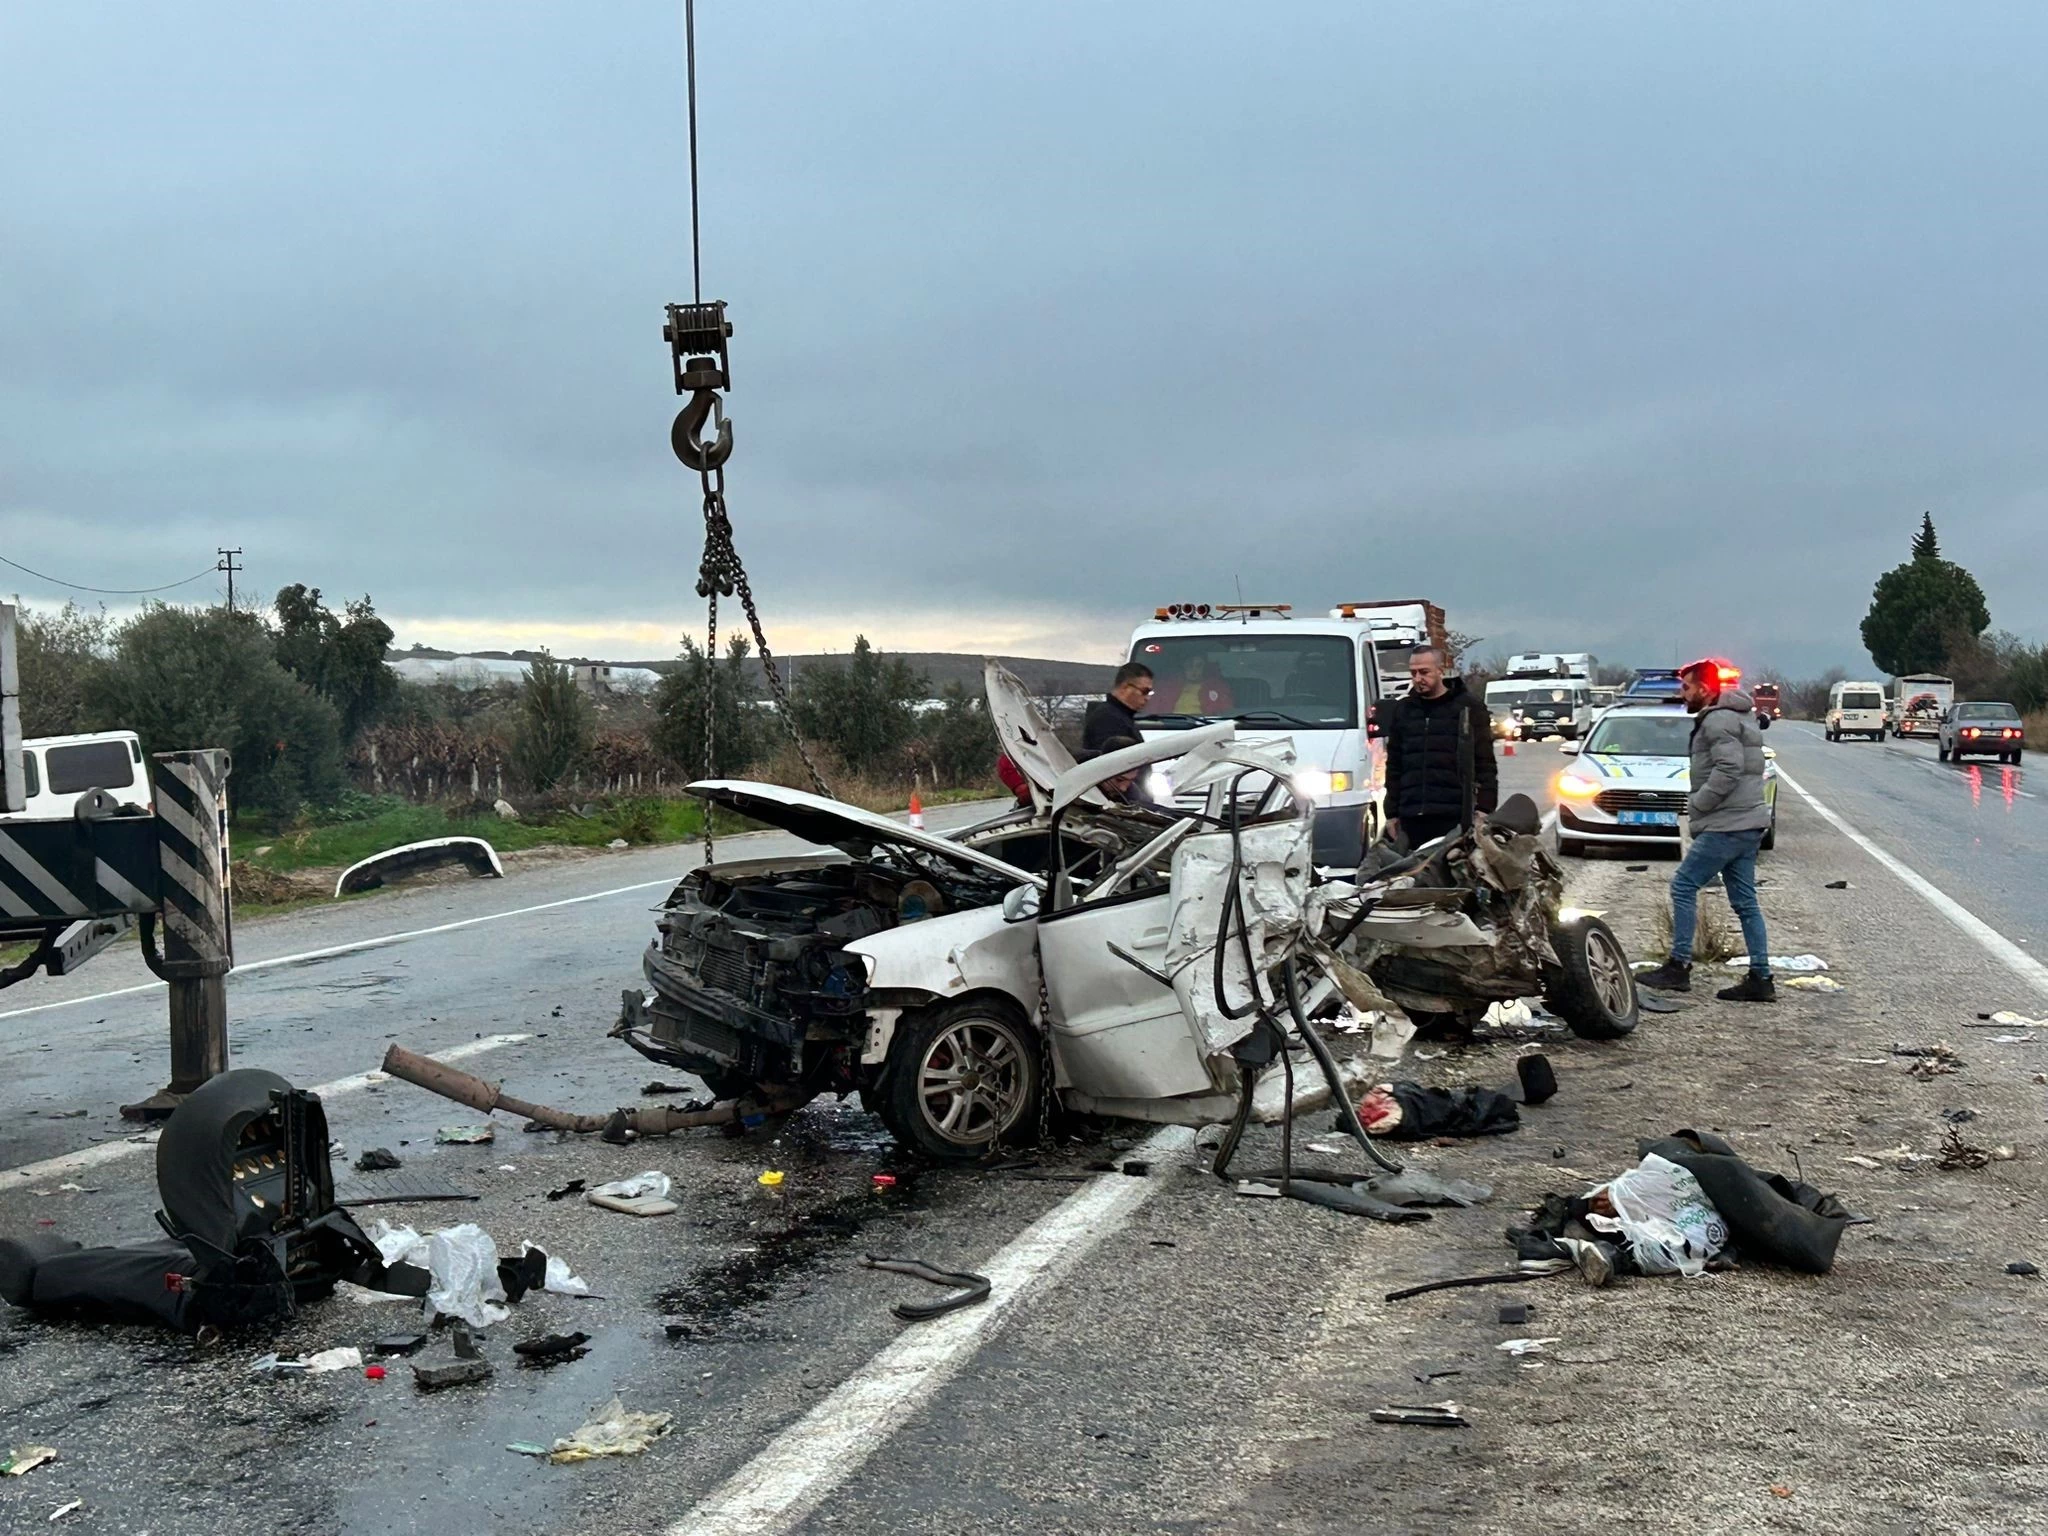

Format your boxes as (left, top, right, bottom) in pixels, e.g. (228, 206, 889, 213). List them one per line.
(1083, 663, 1155, 753)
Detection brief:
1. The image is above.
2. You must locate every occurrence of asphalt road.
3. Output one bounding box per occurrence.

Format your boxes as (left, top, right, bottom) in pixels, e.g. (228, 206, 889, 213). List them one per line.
(4, 744, 2048, 1535)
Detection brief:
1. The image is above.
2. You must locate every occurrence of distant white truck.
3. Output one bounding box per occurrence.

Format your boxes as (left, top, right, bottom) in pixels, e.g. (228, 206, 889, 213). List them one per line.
(1889, 674, 1954, 739)
(1127, 601, 1393, 865)
(1826, 681, 1888, 742)
(1332, 599, 1447, 699)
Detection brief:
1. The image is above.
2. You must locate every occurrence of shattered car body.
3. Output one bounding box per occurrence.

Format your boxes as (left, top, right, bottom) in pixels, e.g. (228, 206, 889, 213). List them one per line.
(617, 665, 1636, 1159)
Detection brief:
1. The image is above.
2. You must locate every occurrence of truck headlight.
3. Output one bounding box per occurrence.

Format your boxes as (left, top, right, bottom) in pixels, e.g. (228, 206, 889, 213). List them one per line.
(1292, 769, 1350, 797)
(1145, 769, 1174, 801)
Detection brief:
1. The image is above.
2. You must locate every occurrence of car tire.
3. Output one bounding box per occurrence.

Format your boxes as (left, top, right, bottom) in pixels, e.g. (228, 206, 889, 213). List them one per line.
(2014, 748, 2025, 764)
(881, 1000, 1041, 1162)
(1542, 915, 1638, 1040)
(1826, 728, 1837, 742)
(1557, 834, 1588, 857)
(1938, 742, 1950, 761)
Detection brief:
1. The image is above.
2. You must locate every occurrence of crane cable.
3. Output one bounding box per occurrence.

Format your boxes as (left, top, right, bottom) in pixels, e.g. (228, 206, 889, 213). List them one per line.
(676, 0, 832, 873)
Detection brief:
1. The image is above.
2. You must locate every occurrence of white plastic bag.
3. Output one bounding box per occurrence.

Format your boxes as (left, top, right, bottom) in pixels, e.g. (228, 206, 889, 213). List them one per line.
(424, 1222, 509, 1327)
(523, 1241, 591, 1297)
(1586, 1153, 1727, 1278)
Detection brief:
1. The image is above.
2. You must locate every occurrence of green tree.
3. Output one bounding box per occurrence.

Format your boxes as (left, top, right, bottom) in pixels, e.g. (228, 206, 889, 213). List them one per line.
(86, 604, 343, 816)
(921, 680, 999, 787)
(790, 636, 929, 777)
(1860, 516, 1989, 676)
(512, 650, 591, 792)
(271, 585, 399, 741)
(13, 602, 113, 737)
(651, 633, 757, 779)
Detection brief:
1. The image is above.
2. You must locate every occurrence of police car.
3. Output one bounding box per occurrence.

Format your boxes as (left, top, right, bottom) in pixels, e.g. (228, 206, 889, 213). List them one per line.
(1552, 699, 1778, 857)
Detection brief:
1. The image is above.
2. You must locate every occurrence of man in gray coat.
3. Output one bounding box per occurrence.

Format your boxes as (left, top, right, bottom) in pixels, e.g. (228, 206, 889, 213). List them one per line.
(1637, 659, 1775, 1002)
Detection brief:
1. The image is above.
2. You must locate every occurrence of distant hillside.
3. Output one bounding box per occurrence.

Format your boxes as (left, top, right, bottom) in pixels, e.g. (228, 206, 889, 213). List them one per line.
(389, 646, 1113, 698)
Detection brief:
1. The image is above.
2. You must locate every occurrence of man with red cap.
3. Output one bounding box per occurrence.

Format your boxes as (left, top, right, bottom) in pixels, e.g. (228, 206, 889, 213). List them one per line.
(1636, 659, 1776, 1003)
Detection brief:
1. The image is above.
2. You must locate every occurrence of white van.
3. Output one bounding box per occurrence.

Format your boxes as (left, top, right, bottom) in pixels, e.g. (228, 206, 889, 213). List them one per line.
(3, 731, 151, 820)
(1826, 682, 1887, 742)
(1126, 603, 1385, 865)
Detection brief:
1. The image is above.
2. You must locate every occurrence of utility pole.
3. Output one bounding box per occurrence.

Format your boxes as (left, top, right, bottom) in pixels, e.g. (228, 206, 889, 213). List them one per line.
(216, 547, 243, 613)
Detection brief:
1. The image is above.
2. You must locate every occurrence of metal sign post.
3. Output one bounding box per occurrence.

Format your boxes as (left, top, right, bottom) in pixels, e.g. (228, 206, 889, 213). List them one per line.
(121, 749, 234, 1120)
(1, 603, 22, 815)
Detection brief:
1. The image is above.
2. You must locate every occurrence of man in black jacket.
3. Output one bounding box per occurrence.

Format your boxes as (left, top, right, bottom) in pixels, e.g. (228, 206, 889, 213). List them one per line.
(1082, 662, 1155, 752)
(1381, 646, 1497, 848)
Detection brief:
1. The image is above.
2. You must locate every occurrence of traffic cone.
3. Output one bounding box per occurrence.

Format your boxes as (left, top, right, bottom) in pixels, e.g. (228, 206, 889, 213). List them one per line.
(1504, 741, 1517, 756)
(908, 788, 925, 830)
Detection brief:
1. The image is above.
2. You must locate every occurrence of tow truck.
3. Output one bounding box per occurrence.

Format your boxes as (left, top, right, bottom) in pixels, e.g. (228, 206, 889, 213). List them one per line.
(1125, 602, 1397, 866)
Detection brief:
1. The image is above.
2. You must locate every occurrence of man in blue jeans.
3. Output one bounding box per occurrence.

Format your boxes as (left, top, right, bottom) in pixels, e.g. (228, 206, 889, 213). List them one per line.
(1636, 659, 1776, 1003)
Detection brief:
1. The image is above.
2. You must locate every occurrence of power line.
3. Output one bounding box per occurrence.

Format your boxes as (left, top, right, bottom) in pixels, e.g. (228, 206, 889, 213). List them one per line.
(0, 551, 219, 597)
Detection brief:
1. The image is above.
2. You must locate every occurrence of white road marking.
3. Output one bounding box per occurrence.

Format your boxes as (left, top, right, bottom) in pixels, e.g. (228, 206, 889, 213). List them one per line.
(0, 876, 681, 1022)
(0, 1032, 530, 1190)
(1774, 765, 2048, 1000)
(673, 1124, 1191, 1536)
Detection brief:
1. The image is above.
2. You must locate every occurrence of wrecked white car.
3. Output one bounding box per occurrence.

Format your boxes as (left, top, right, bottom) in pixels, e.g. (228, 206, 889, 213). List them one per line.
(614, 665, 1637, 1160)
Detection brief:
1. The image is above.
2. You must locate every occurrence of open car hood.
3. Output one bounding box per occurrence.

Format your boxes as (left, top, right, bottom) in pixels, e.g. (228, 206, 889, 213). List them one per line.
(686, 780, 1040, 886)
(984, 660, 1102, 813)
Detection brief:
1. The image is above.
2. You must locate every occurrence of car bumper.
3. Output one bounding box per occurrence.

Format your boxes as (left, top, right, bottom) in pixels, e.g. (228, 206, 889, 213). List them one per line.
(1558, 802, 1682, 844)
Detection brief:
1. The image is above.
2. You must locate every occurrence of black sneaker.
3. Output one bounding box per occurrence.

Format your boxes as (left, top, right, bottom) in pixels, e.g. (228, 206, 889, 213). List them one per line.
(1717, 970, 1777, 1003)
(1635, 959, 1692, 992)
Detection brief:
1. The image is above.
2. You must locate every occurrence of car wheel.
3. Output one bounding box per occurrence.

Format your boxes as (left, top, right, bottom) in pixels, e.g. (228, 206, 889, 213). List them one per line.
(882, 1000, 1041, 1162)
(1557, 834, 1587, 857)
(1826, 728, 1837, 741)
(2015, 748, 2026, 764)
(1542, 915, 1638, 1040)
(1938, 742, 1950, 761)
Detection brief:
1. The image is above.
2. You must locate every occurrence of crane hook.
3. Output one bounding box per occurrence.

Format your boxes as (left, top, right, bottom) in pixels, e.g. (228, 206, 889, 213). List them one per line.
(672, 387, 733, 472)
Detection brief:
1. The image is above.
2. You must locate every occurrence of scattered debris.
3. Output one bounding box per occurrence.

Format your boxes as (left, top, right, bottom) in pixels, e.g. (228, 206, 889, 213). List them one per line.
(1626, 864, 1649, 873)
(2006, 1261, 2039, 1277)
(1637, 994, 1682, 1015)
(545, 1180, 588, 1202)
(1722, 954, 1828, 973)
(373, 1333, 429, 1357)
(1234, 1179, 1283, 1199)
(506, 1442, 551, 1458)
(1782, 976, 1846, 993)
(548, 1397, 673, 1463)
(608, 838, 630, 849)
(1979, 1010, 2048, 1028)
(336, 1170, 478, 1207)
(414, 1324, 493, 1392)
(364, 1365, 386, 1380)
(354, 1148, 403, 1172)
(514, 1331, 592, 1368)
(640, 1081, 694, 1096)
(757, 1170, 785, 1189)
(1497, 1302, 1529, 1325)
(1357, 1082, 1520, 1140)
(44, 1109, 86, 1121)
(1841, 1156, 1884, 1171)
(2, 1447, 58, 1477)
(860, 1254, 992, 1321)
(1937, 1127, 1994, 1171)
(1496, 1336, 1558, 1356)
(436, 1125, 496, 1145)
(305, 1346, 364, 1373)
(1824, 880, 1850, 890)
(383, 1044, 610, 1134)
(1770, 1484, 1794, 1499)
(587, 1172, 677, 1218)
(48, 1498, 84, 1522)
(1517, 1055, 1558, 1106)
(1371, 1401, 1467, 1427)
(247, 1353, 309, 1377)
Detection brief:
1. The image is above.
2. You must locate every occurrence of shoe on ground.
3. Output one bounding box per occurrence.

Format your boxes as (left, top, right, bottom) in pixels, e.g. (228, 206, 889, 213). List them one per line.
(1636, 959, 1692, 993)
(1716, 971, 1776, 1003)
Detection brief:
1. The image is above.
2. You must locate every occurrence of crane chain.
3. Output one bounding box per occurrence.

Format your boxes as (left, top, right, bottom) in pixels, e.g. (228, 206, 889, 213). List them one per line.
(695, 462, 833, 803)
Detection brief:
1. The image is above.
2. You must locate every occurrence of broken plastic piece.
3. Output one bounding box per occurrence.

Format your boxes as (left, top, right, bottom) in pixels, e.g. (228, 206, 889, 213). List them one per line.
(545, 1180, 587, 1202)
(1497, 1303, 1528, 1325)
(588, 1172, 677, 1217)
(1824, 880, 1850, 889)
(2006, 1261, 2039, 1276)
(436, 1125, 495, 1145)
(304, 1346, 363, 1373)
(373, 1333, 429, 1356)
(2, 1447, 58, 1477)
(48, 1498, 84, 1521)
(1496, 1336, 1559, 1356)
(757, 1170, 784, 1188)
(506, 1443, 551, 1457)
(514, 1331, 591, 1367)
(246, 1353, 309, 1377)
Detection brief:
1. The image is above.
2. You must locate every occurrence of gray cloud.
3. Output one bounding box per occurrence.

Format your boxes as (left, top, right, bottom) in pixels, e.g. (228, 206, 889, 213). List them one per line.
(5, 0, 2047, 676)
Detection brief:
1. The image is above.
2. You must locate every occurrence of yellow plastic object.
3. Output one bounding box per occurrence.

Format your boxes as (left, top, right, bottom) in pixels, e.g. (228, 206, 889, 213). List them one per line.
(757, 1170, 785, 1188)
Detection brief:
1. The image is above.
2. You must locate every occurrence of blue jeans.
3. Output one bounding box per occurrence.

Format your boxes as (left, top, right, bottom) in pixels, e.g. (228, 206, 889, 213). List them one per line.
(1670, 829, 1769, 975)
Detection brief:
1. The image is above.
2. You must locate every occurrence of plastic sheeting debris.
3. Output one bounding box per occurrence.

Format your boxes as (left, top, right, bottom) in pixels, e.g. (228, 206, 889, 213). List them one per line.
(587, 1172, 677, 1217)
(1782, 976, 1846, 993)
(366, 1219, 508, 1327)
(2, 1448, 58, 1477)
(1723, 954, 1828, 973)
(548, 1397, 673, 1463)
(1585, 1153, 1727, 1278)
(305, 1346, 364, 1373)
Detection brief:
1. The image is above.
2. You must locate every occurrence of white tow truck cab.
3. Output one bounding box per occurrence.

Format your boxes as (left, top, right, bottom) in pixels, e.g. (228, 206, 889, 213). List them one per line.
(1126, 602, 1391, 867)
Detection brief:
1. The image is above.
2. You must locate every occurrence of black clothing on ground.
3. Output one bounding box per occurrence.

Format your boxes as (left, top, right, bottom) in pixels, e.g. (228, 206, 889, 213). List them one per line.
(1382, 677, 1498, 825)
(1082, 693, 1141, 753)
(1638, 1129, 1856, 1274)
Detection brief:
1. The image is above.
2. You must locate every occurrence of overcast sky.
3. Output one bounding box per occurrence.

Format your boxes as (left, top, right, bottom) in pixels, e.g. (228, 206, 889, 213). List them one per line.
(5, 1, 2047, 675)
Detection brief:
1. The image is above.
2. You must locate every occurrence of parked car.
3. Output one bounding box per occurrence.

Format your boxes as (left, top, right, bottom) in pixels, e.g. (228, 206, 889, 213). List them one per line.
(1554, 700, 1778, 856)
(1826, 681, 1887, 742)
(1939, 702, 2025, 764)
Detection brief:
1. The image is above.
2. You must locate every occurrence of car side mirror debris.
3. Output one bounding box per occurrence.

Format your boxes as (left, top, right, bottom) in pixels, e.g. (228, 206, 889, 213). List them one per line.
(1001, 884, 1041, 923)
